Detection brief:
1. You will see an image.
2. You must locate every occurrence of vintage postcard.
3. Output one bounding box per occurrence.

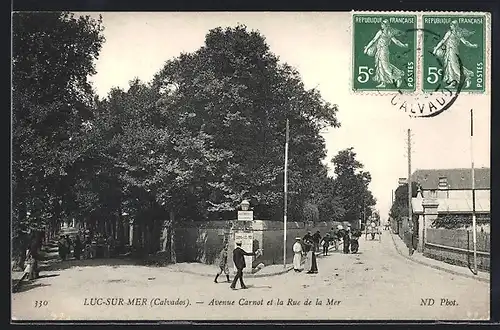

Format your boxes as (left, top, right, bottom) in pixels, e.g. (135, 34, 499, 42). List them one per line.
(11, 11, 491, 322)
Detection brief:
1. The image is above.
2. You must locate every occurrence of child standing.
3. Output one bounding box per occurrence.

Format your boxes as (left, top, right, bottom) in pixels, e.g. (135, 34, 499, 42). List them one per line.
(214, 242, 231, 283)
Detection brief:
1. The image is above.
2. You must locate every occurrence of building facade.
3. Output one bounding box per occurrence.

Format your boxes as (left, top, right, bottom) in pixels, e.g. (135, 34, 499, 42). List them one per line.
(411, 167, 490, 252)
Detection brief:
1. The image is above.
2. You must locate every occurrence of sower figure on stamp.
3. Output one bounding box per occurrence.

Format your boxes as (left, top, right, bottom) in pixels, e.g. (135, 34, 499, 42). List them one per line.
(214, 241, 231, 283)
(432, 20, 478, 89)
(230, 242, 261, 290)
(292, 237, 303, 272)
(363, 19, 408, 88)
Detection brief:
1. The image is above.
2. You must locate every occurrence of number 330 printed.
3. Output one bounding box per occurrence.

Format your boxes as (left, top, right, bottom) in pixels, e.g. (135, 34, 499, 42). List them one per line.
(34, 300, 49, 308)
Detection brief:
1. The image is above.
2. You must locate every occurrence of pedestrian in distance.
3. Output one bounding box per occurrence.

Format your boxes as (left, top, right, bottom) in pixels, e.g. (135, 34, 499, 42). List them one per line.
(58, 235, 67, 261)
(370, 221, 377, 240)
(350, 229, 362, 253)
(321, 233, 330, 256)
(24, 248, 37, 280)
(342, 226, 351, 254)
(73, 235, 83, 260)
(307, 243, 319, 274)
(312, 230, 322, 252)
(15, 249, 35, 291)
(302, 235, 313, 271)
(292, 237, 303, 272)
(303, 236, 318, 274)
(230, 242, 261, 290)
(65, 235, 73, 259)
(214, 242, 231, 283)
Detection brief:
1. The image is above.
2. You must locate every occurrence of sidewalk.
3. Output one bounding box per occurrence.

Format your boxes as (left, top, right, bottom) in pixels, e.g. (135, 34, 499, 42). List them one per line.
(388, 230, 489, 283)
(169, 245, 339, 278)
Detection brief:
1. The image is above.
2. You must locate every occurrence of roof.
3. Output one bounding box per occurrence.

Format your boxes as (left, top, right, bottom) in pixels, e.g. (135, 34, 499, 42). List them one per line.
(412, 197, 490, 213)
(411, 168, 490, 190)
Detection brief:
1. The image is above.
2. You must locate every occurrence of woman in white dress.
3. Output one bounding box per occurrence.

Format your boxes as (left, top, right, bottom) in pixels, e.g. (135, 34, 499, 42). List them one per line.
(293, 237, 303, 272)
(364, 19, 409, 88)
(432, 20, 478, 88)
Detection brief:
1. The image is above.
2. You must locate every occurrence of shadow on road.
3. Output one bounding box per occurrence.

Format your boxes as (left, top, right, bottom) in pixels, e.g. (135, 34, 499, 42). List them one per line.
(244, 284, 272, 289)
(37, 274, 60, 279)
(13, 282, 51, 294)
(39, 257, 142, 272)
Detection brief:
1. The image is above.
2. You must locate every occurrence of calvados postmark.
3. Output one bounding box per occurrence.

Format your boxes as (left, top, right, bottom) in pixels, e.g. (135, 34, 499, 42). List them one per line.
(352, 14, 417, 93)
(422, 15, 486, 93)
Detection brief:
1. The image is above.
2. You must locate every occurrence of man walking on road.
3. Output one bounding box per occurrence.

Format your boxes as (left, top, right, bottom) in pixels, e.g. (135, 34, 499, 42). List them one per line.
(230, 242, 260, 290)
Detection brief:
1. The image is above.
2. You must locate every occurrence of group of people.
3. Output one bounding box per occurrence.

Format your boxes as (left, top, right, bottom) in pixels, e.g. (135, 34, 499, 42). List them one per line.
(58, 231, 116, 261)
(292, 224, 363, 273)
(212, 224, 364, 289)
(58, 235, 83, 261)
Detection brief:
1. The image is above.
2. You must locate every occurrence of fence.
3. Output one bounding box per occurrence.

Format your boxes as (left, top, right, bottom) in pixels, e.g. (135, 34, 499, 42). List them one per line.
(424, 228, 490, 271)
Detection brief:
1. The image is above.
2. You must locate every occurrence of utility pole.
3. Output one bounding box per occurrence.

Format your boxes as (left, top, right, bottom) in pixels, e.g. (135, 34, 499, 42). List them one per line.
(283, 119, 289, 269)
(470, 109, 478, 275)
(407, 129, 413, 256)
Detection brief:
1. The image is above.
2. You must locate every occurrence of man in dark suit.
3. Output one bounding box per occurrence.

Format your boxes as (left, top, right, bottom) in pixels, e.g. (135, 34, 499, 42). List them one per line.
(230, 242, 259, 289)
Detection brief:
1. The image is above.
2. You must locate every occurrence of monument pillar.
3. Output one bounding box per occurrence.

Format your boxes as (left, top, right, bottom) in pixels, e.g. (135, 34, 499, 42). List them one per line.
(420, 197, 439, 252)
(232, 200, 254, 274)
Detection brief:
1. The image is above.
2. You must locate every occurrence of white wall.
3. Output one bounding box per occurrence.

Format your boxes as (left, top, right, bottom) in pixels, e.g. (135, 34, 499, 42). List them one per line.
(422, 189, 489, 199)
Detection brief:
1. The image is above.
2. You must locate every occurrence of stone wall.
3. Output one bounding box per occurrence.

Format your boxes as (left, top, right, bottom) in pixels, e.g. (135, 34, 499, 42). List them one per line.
(173, 220, 339, 267)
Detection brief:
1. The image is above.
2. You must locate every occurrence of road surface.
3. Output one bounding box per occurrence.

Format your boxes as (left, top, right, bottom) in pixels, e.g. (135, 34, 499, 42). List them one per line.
(11, 231, 489, 321)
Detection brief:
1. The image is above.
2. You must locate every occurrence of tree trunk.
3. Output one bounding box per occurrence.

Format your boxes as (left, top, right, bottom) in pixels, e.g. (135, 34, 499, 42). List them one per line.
(151, 218, 161, 254)
(12, 199, 28, 271)
(169, 210, 176, 263)
(111, 214, 116, 240)
(161, 218, 169, 252)
(117, 210, 124, 248)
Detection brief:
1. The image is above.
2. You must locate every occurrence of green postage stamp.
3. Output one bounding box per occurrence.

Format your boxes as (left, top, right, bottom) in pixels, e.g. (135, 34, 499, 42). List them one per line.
(352, 14, 417, 92)
(422, 15, 486, 93)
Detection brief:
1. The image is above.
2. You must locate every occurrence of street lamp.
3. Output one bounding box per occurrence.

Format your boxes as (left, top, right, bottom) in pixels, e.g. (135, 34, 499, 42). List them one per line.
(241, 199, 250, 211)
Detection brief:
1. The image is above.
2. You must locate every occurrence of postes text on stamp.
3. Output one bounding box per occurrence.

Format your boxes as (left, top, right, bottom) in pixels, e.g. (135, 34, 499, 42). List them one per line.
(422, 15, 486, 93)
(352, 14, 417, 92)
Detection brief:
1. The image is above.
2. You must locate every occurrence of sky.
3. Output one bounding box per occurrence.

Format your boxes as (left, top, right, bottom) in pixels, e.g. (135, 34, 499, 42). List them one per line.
(84, 12, 491, 220)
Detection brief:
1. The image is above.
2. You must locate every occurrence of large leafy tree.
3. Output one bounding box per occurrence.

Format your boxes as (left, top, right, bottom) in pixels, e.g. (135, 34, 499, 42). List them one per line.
(389, 182, 419, 222)
(330, 148, 376, 225)
(12, 12, 105, 268)
(153, 25, 339, 222)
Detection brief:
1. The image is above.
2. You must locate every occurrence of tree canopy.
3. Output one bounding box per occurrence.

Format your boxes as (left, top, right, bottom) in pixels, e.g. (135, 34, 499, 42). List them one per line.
(12, 17, 378, 264)
(12, 12, 105, 267)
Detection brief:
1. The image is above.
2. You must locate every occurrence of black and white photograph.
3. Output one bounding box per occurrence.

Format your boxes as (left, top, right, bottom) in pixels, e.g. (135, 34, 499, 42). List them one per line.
(11, 11, 491, 321)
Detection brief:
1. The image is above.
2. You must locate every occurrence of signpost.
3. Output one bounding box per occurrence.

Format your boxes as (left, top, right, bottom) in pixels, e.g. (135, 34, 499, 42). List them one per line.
(233, 200, 254, 274)
(237, 211, 254, 221)
(233, 231, 254, 274)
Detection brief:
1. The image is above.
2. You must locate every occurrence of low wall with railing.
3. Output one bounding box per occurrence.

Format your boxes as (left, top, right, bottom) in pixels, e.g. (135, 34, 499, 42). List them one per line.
(424, 228, 490, 271)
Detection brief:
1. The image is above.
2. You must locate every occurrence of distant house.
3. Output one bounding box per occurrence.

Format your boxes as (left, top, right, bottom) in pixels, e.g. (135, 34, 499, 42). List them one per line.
(411, 168, 490, 231)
